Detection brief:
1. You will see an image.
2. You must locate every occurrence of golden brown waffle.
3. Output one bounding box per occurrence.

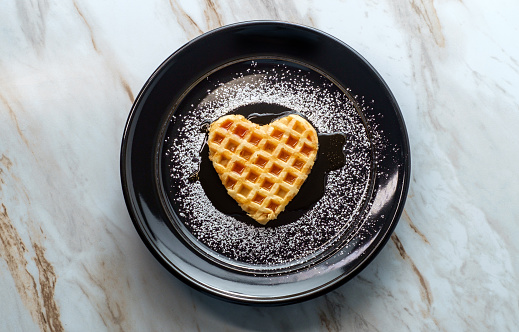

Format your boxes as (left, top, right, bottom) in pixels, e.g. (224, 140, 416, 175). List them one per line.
(208, 113, 319, 224)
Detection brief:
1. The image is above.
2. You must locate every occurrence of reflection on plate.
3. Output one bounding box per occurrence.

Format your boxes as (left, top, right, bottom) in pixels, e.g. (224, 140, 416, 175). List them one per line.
(121, 21, 410, 304)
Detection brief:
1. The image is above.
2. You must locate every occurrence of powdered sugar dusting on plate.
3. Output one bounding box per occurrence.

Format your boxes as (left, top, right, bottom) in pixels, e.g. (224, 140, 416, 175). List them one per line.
(162, 60, 374, 266)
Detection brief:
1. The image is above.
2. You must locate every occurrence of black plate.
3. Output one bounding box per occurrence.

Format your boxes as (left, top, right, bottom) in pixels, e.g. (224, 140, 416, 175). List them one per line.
(121, 21, 410, 305)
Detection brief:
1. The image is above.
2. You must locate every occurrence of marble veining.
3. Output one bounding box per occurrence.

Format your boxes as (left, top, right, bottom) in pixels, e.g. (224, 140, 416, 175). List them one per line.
(1, 0, 518, 331)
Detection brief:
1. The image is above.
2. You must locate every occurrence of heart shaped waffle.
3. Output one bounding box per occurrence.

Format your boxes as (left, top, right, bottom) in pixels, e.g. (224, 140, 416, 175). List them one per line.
(208, 113, 319, 224)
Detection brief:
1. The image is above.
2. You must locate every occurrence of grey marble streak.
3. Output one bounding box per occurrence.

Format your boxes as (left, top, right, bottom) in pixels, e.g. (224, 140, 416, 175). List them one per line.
(0, 0, 518, 331)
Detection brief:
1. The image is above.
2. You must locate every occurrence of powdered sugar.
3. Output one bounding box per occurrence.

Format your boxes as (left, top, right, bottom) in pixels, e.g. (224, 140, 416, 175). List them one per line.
(162, 60, 374, 267)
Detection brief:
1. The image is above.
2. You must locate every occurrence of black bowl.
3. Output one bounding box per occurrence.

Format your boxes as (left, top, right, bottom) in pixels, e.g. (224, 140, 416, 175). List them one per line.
(120, 21, 410, 305)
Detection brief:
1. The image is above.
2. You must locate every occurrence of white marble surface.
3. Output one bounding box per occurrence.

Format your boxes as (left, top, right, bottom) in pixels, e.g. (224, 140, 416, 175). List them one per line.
(1, 0, 518, 331)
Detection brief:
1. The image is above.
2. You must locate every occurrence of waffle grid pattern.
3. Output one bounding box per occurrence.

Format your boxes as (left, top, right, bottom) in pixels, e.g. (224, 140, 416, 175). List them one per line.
(208, 114, 318, 224)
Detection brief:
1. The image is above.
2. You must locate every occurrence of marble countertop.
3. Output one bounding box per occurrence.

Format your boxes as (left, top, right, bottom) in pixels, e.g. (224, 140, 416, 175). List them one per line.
(1, 0, 518, 331)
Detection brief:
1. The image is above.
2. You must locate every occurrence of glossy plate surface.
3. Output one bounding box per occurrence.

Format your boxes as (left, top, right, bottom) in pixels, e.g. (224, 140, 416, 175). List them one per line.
(121, 21, 410, 304)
